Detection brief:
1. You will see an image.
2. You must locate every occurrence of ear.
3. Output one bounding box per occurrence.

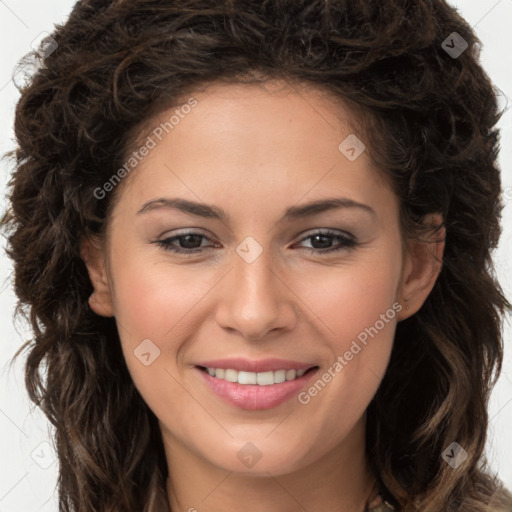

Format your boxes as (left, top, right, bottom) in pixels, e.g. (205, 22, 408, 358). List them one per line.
(397, 213, 445, 321)
(80, 235, 115, 317)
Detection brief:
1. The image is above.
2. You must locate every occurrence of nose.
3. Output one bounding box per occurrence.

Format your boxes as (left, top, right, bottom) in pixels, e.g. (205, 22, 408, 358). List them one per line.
(214, 244, 298, 341)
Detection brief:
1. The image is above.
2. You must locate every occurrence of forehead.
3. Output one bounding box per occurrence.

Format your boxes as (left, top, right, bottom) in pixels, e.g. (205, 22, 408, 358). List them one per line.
(109, 79, 394, 221)
(171, 79, 359, 142)
(131, 78, 363, 154)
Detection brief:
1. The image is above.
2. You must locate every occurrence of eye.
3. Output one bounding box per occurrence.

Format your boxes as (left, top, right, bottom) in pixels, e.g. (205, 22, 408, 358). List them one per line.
(154, 230, 218, 254)
(294, 229, 357, 253)
(154, 229, 357, 255)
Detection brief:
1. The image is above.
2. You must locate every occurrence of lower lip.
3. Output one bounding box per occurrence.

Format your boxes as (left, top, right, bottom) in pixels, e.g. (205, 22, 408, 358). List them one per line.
(196, 367, 318, 410)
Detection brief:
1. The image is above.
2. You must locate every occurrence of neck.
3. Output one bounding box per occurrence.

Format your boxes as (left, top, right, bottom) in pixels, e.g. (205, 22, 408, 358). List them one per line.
(163, 415, 377, 512)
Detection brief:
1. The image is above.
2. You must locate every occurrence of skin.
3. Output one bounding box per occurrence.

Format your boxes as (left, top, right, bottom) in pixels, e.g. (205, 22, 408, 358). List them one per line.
(81, 80, 445, 512)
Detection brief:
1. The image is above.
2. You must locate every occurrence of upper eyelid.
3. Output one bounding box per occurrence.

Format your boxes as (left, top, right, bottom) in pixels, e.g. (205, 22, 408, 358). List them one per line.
(158, 229, 215, 242)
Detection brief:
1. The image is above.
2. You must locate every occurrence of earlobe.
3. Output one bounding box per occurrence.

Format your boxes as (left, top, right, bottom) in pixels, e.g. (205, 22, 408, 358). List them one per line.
(397, 213, 445, 321)
(80, 235, 115, 317)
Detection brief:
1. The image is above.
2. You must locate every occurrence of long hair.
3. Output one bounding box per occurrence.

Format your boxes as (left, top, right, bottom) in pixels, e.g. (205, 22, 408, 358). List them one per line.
(2, 1, 511, 510)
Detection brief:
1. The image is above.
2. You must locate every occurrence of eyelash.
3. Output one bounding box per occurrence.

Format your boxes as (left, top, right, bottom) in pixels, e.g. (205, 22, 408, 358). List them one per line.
(154, 229, 357, 255)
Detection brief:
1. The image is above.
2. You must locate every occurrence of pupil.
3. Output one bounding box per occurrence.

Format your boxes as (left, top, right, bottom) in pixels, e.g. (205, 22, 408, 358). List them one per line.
(312, 235, 331, 249)
(181, 234, 202, 248)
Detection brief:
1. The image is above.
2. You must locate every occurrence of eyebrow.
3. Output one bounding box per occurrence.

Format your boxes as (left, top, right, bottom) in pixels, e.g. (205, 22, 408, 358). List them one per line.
(136, 197, 376, 221)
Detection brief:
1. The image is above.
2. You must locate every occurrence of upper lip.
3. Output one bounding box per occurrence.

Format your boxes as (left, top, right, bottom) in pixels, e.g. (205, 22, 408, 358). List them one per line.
(196, 358, 317, 373)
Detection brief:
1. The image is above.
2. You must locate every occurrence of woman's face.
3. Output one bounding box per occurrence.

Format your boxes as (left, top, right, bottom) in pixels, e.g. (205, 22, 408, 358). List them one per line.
(84, 80, 441, 477)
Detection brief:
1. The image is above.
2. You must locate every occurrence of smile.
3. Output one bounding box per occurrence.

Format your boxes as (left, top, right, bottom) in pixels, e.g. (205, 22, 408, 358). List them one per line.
(195, 362, 320, 410)
(199, 367, 314, 385)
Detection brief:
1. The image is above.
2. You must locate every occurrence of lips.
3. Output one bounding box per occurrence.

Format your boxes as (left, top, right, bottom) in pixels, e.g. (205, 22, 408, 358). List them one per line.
(195, 358, 319, 410)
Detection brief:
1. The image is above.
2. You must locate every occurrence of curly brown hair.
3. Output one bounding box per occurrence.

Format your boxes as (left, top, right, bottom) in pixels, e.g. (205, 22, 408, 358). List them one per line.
(3, 0, 512, 511)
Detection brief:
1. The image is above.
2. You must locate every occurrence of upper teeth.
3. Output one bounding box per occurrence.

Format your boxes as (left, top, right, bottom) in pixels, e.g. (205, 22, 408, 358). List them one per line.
(206, 368, 307, 385)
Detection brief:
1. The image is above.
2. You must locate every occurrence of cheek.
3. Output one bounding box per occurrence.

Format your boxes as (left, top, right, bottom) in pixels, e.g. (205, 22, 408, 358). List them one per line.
(291, 249, 401, 421)
(108, 256, 212, 431)
(109, 250, 215, 342)
(296, 247, 402, 348)
(106, 249, 210, 389)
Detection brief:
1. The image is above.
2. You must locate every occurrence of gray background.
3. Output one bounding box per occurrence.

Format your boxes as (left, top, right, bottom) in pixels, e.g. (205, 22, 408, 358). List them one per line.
(1, 1, 511, 510)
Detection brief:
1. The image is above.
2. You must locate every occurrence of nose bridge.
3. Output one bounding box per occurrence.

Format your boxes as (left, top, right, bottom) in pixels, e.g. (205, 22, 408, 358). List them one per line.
(215, 237, 296, 339)
(235, 240, 278, 300)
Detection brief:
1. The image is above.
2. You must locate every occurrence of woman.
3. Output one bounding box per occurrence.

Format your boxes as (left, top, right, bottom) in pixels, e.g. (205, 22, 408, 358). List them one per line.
(3, 0, 512, 510)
